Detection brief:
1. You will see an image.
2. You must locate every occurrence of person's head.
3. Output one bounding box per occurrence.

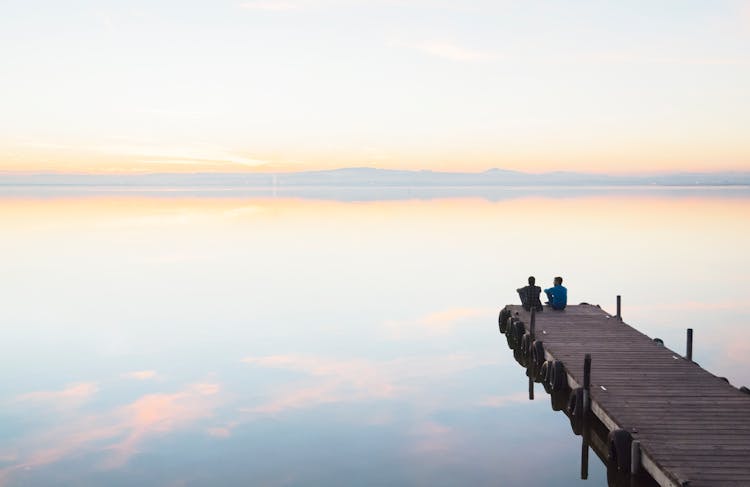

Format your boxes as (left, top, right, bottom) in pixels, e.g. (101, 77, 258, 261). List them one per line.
(528, 276, 535, 285)
(554, 276, 563, 286)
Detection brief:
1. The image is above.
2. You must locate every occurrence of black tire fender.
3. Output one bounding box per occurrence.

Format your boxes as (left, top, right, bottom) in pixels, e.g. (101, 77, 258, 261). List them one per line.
(499, 308, 511, 333)
(567, 387, 583, 418)
(567, 387, 584, 435)
(513, 321, 526, 349)
(608, 429, 633, 472)
(550, 360, 567, 392)
(537, 360, 549, 384)
(520, 332, 531, 358)
(531, 340, 545, 369)
(541, 360, 553, 392)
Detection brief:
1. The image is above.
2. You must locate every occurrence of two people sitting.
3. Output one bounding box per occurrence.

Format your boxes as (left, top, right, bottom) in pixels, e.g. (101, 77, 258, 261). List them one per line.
(517, 276, 567, 311)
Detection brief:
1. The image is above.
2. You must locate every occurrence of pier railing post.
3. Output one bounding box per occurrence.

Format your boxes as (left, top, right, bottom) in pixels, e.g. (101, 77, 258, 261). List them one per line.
(581, 433, 589, 479)
(616, 295, 622, 321)
(581, 353, 592, 480)
(583, 353, 591, 414)
(631, 440, 641, 475)
(686, 328, 693, 362)
(528, 375, 534, 400)
(530, 308, 536, 341)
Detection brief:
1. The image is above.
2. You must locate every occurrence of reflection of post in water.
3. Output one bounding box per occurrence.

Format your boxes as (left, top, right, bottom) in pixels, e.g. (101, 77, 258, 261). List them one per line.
(527, 309, 536, 401)
(581, 353, 591, 480)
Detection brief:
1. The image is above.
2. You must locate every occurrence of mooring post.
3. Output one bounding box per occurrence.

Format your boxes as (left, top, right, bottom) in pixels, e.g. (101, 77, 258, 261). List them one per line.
(630, 440, 641, 475)
(529, 308, 536, 340)
(528, 375, 534, 400)
(686, 328, 693, 362)
(581, 353, 592, 480)
(581, 433, 589, 479)
(616, 295, 622, 320)
(583, 353, 591, 413)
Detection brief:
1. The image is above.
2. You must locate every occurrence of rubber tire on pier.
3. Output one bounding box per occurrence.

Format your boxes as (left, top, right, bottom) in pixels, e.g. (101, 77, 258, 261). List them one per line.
(607, 429, 633, 473)
(520, 332, 532, 360)
(505, 319, 518, 350)
(567, 387, 584, 435)
(550, 388, 568, 411)
(531, 340, 545, 370)
(740, 386, 750, 395)
(540, 361, 553, 392)
(550, 360, 567, 392)
(536, 360, 549, 385)
(498, 308, 511, 334)
(514, 321, 526, 349)
(508, 319, 525, 350)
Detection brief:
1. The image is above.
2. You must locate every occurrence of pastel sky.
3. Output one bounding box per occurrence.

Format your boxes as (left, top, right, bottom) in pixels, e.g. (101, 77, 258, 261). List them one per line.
(1, 0, 749, 174)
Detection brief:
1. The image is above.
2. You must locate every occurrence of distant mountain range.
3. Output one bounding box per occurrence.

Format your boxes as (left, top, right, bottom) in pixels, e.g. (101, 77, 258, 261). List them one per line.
(2, 168, 750, 187)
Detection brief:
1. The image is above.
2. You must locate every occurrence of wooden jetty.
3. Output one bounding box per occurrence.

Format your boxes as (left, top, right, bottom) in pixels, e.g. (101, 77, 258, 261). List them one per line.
(499, 303, 750, 487)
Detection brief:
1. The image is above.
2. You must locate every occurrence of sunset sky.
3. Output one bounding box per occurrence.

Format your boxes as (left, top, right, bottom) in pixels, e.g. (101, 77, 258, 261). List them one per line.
(1, 0, 749, 174)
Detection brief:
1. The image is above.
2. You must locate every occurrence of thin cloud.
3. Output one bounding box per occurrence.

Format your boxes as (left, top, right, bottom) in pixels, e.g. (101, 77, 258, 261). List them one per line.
(629, 299, 748, 312)
(0, 382, 223, 484)
(239, 1, 300, 10)
(92, 144, 269, 168)
(121, 370, 158, 381)
(383, 307, 488, 338)
(17, 383, 98, 405)
(409, 421, 455, 454)
(478, 392, 529, 408)
(206, 426, 232, 438)
(401, 40, 499, 62)
(240, 353, 497, 415)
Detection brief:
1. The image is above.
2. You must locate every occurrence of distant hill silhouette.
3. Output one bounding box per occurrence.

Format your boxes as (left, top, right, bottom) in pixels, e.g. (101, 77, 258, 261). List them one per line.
(1, 168, 749, 187)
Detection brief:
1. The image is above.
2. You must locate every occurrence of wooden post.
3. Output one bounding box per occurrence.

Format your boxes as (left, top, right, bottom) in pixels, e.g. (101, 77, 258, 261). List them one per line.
(581, 433, 589, 479)
(686, 328, 693, 362)
(528, 308, 536, 401)
(616, 295, 622, 320)
(528, 375, 534, 400)
(581, 353, 592, 480)
(583, 353, 591, 414)
(631, 440, 641, 475)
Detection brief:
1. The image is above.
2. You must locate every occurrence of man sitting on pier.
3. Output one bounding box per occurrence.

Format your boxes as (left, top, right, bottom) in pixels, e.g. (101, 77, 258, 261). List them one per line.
(545, 276, 567, 310)
(517, 276, 543, 312)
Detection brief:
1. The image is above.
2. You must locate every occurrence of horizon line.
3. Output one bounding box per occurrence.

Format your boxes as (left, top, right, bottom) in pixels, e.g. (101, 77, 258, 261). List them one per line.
(2, 167, 750, 177)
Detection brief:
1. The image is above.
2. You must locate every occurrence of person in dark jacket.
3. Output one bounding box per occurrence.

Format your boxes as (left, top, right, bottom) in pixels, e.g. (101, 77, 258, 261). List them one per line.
(517, 276, 543, 312)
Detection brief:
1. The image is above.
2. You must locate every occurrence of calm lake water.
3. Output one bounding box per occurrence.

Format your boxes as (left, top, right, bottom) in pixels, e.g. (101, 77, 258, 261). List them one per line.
(1, 187, 749, 486)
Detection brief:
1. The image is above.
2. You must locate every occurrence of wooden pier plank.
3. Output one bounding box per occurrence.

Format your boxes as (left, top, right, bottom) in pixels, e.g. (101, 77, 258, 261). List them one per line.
(503, 304, 750, 487)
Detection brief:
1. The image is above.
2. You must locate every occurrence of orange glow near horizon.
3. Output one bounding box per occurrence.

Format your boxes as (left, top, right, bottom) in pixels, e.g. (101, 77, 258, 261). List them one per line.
(2, 144, 749, 175)
(3, 193, 750, 228)
(3, 125, 750, 176)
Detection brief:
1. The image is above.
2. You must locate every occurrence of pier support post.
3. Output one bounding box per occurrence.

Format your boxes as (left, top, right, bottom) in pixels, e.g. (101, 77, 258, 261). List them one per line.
(581, 433, 589, 479)
(686, 328, 693, 362)
(528, 375, 534, 400)
(581, 353, 592, 480)
(616, 295, 622, 320)
(529, 308, 536, 341)
(583, 353, 591, 414)
(630, 440, 641, 475)
(528, 308, 536, 401)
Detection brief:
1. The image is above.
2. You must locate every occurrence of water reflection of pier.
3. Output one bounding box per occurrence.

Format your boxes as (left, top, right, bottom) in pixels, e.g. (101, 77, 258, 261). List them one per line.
(499, 304, 750, 487)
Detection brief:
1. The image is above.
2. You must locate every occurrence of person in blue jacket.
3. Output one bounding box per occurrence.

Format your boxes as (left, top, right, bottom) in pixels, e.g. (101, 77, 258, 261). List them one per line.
(545, 276, 567, 310)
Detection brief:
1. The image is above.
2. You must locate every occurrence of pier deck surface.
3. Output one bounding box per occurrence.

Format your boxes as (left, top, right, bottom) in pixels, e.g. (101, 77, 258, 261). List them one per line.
(504, 304, 750, 487)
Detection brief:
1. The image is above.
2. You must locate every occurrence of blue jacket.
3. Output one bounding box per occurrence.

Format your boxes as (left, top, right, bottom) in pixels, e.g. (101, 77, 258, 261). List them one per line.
(545, 285, 567, 310)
